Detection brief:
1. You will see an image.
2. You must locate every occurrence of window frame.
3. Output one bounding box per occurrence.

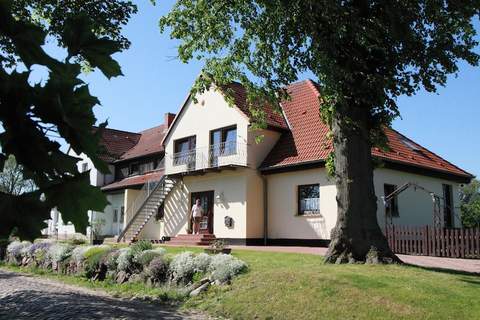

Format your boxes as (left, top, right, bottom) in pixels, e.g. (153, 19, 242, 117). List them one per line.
(297, 184, 320, 216)
(384, 184, 399, 217)
(173, 135, 196, 166)
(210, 125, 237, 157)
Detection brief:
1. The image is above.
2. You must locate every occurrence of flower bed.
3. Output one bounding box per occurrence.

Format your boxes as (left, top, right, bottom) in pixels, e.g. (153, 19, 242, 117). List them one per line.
(4, 239, 247, 297)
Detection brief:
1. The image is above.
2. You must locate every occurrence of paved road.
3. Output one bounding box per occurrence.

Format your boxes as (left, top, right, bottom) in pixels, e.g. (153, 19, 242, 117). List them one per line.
(0, 269, 210, 320)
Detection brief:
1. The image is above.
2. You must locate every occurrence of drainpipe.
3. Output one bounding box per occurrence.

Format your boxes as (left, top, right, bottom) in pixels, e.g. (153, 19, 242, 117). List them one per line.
(262, 175, 268, 246)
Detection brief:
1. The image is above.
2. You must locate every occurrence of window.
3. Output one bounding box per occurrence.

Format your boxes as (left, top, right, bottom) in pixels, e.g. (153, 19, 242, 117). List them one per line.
(443, 184, 453, 228)
(210, 126, 237, 166)
(129, 163, 139, 175)
(297, 184, 320, 215)
(384, 184, 399, 217)
(113, 209, 118, 223)
(120, 206, 125, 224)
(174, 136, 196, 166)
(81, 163, 88, 173)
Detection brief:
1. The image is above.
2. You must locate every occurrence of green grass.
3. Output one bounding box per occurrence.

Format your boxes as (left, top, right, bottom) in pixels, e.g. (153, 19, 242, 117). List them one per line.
(180, 248, 480, 320)
(2, 247, 480, 320)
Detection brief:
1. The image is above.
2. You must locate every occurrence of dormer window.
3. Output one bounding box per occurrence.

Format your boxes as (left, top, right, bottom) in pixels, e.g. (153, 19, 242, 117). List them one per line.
(400, 138, 420, 151)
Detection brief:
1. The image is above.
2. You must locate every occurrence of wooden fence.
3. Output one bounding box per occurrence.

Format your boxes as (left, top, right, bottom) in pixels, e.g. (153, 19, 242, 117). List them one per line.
(385, 225, 480, 258)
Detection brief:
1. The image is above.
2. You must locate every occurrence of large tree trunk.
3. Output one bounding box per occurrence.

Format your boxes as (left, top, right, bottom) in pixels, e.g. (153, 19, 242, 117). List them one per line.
(325, 104, 401, 264)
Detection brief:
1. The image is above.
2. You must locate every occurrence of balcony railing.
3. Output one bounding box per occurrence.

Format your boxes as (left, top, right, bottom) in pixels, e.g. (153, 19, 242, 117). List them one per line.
(166, 141, 247, 174)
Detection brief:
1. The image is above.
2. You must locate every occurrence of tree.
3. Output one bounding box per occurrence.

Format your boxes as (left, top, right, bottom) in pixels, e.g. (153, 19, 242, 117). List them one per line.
(160, 1, 480, 263)
(0, 0, 135, 240)
(0, 155, 35, 195)
(460, 179, 480, 228)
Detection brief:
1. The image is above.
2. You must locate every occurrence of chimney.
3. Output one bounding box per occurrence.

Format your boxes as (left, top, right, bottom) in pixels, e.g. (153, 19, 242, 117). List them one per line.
(164, 113, 176, 129)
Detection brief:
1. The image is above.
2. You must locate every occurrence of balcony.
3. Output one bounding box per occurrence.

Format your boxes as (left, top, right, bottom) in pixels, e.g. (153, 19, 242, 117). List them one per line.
(165, 141, 247, 175)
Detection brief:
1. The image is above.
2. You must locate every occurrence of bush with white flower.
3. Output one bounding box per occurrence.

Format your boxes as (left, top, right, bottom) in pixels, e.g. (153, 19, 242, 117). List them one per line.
(209, 253, 247, 283)
(169, 251, 197, 284)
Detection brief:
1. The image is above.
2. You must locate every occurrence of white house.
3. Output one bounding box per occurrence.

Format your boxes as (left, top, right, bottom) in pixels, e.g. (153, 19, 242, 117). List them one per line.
(47, 80, 473, 246)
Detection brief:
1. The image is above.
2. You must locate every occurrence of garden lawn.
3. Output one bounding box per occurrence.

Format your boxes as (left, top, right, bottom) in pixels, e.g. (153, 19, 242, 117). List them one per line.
(2, 245, 479, 320)
(172, 247, 478, 320)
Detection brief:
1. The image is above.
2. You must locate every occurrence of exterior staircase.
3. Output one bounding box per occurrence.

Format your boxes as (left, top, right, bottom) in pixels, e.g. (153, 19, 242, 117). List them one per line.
(167, 234, 217, 246)
(117, 176, 178, 243)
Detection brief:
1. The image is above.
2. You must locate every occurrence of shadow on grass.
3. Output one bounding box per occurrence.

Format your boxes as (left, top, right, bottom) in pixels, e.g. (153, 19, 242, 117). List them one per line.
(403, 263, 480, 278)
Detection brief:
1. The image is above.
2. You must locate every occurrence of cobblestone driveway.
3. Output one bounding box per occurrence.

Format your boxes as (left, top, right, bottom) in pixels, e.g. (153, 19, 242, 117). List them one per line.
(0, 269, 210, 320)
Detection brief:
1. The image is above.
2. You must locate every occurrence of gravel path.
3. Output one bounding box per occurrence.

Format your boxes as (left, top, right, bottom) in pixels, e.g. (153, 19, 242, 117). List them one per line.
(0, 269, 210, 320)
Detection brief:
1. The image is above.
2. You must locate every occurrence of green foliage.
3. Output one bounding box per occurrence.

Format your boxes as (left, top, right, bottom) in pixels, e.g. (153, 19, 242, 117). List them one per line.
(0, 1, 134, 240)
(160, 1, 480, 138)
(2, 0, 137, 68)
(460, 179, 480, 227)
(83, 246, 110, 279)
(130, 240, 153, 256)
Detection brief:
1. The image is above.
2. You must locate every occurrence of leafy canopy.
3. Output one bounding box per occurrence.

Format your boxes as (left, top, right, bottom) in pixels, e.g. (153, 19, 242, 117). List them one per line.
(460, 179, 480, 227)
(1, 0, 137, 68)
(0, 1, 133, 240)
(160, 1, 480, 138)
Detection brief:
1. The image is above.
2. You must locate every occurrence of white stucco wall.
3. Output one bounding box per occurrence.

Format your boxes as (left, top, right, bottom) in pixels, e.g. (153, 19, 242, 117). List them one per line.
(266, 168, 336, 240)
(163, 170, 250, 239)
(266, 167, 462, 240)
(102, 192, 125, 236)
(374, 168, 461, 228)
(164, 88, 250, 174)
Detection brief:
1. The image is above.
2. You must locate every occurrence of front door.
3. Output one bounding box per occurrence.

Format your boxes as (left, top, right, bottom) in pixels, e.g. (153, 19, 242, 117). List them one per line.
(190, 191, 214, 234)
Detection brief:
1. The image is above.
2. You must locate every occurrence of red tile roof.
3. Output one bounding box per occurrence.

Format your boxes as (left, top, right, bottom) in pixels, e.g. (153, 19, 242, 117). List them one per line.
(261, 80, 473, 181)
(119, 124, 166, 161)
(95, 127, 140, 163)
(224, 82, 289, 130)
(101, 170, 164, 191)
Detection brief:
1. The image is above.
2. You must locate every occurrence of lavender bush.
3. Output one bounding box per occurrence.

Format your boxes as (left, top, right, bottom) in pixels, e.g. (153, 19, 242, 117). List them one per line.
(209, 254, 247, 283)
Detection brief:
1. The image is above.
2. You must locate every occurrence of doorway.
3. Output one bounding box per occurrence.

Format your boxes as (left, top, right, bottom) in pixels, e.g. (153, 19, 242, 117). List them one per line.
(190, 191, 214, 234)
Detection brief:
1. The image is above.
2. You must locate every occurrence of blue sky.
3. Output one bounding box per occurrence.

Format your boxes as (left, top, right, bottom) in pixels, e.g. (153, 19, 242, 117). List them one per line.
(74, 1, 479, 177)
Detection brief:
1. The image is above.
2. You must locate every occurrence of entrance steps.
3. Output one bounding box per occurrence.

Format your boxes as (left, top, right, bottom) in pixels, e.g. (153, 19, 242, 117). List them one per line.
(167, 234, 216, 246)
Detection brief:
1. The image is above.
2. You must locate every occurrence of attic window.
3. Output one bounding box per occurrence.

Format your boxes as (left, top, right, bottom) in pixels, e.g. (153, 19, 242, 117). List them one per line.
(400, 138, 420, 151)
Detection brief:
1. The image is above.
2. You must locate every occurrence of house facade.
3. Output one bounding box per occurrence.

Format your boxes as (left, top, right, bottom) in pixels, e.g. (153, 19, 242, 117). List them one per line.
(47, 80, 473, 245)
(124, 80, 473, 245)
(46, 114, 175, 240)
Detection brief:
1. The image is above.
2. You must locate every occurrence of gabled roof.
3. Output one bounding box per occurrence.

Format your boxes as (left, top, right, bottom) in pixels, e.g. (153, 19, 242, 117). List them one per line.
(261, 80, 473, 183)
(161, 83, 289, 145)
(119, 124, 166, 161)
(223, 82, 289, 130)
(96, 123, 167, 164)
(95, 127, 140, 163)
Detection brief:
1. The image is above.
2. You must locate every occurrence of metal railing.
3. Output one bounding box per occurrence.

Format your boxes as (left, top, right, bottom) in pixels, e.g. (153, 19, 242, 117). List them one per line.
(166, 141, 247, 174)
(117, 175, 166, 242)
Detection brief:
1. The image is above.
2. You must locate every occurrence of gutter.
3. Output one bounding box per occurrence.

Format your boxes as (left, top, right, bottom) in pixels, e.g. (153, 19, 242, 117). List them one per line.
(262, 175, 268, 246)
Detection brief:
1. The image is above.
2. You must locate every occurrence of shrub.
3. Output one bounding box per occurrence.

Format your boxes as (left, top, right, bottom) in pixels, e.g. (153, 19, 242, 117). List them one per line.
(28, 242, 53, 259)
(117, 247, 135, 272)
(193, 253, 212, 273)
(6, 241, 31, 263)
(209, 254, 247, 283)
(47, 243, 73, 264)
(169, 251, 196, 284)
(130, 240, 152, 256)
(70, 246, 92, 266)
(83, 245, 111, 279)
(147, 256, 169, 283)
(104, 249, 121, 271)
(134, 248, 166, 267)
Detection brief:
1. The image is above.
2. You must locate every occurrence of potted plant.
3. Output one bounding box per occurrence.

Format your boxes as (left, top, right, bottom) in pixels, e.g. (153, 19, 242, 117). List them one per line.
(204, 240, 231, 254)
